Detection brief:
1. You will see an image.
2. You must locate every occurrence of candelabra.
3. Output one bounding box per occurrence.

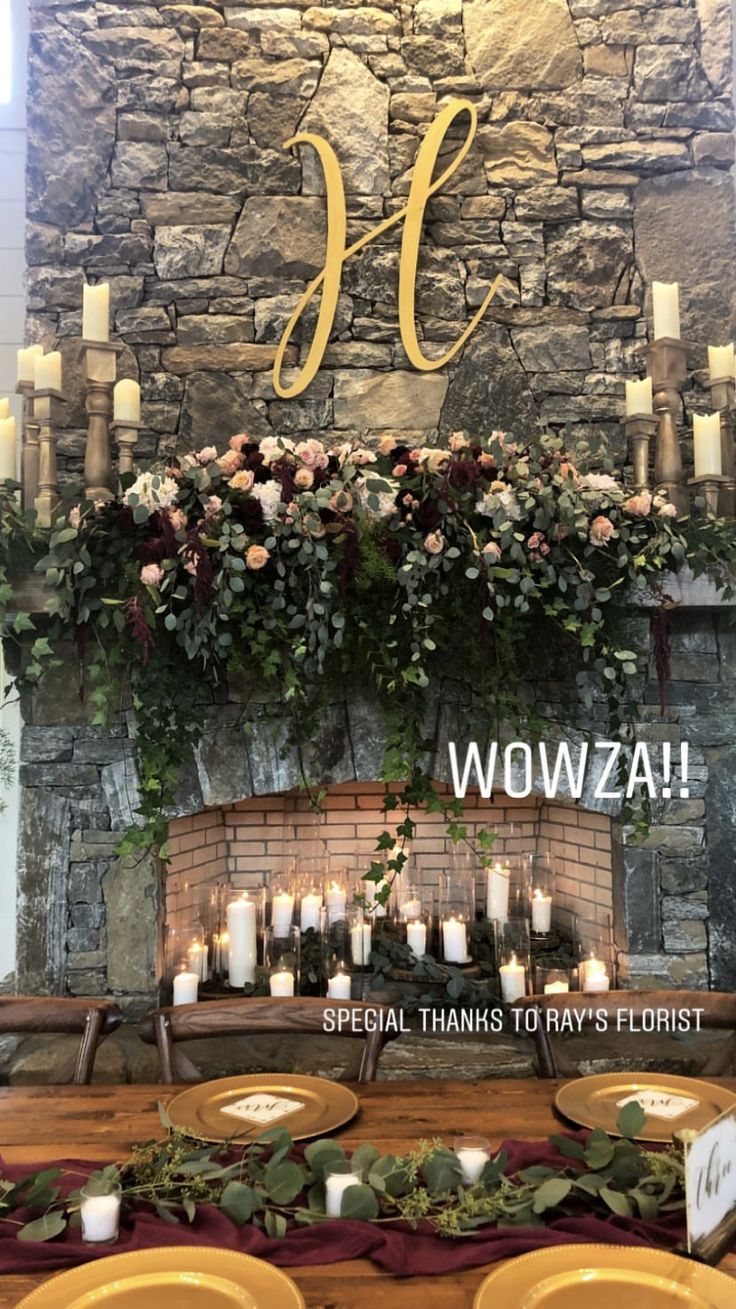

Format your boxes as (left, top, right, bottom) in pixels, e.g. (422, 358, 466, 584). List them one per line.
(33, 389, 64, 528)
(83, 339, 123, 502)
(15, 380, 39, 513)
(646, 337, 690, 517)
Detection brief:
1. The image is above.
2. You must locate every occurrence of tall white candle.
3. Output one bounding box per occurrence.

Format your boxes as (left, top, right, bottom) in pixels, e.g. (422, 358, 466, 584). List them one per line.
(693, 412, 722, 477)
(625, 377, 653, 417)
(83, 283, 110, 343)
(325, 881, 347, 924)
(708, 344, 735, 383)
(34, 351, 62, 393)
(350, 922, 372, 966)
(652, 281, 680, 340)
(300, 890, 323, 931)
(0, 418, 17, 482)
(327, 970, 352, 999)
(269, 969, 295, 996)
(442, 916, 469, 964)
(16, 344, 43, 385)
(406, 920, 427, 959)
(0, 398, 9, 420)
(80, 1189, 121, 1243)
(271, 890, 295, 937)
(173, 968, 199, 1006)
(364, 877, 388, 918)
(226, 895, 257, 987)
(486, 863, 510, 921)
(325, 1171, 360, 1217)
(531, 890, 552, 935)
(113, 379, 141, 423)
(499, 953, 526, 1003)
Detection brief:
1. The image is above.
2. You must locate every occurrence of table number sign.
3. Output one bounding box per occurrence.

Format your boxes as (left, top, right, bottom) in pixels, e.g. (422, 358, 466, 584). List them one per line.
(682, 1105, 736, 1264)
(221, 1093, 305, 1126)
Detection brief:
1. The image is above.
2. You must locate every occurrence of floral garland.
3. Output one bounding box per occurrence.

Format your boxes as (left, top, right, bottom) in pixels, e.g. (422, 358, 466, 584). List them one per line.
(1, 429, 735, 857)
(2, 1101, 683, 1244)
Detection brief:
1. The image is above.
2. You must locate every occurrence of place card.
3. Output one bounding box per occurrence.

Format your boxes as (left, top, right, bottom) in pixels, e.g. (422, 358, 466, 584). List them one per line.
(682, 1105, 736, 1264)
(615, 1090, 699, 1120)
(221, 1093, 305, 1126)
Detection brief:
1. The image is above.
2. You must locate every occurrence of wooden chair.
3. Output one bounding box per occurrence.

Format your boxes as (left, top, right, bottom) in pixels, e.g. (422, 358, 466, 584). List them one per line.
(511, 990, 736, 1080)
(0, 996, 124, 1085)
(137, 996, 397, 1084)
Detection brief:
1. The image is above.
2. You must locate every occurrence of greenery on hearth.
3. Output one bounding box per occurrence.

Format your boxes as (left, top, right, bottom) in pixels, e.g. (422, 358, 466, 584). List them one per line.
(1, 431, 736, 864)
(0, 1100, 686, 1244)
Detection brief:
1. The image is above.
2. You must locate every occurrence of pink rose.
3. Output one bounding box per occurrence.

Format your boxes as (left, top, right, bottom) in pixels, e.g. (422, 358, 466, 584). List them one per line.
(424, 530, 445, 555)
(449, 433, 469, 451)
(479, 452, 495, 470)
(140, 563, 164, 587)
(294, 467, 314, 489)
(229, 433, 249, 453)
(197, 446, 218, 465)
(393, 464, 408, 476)
(204, 495, 222, 517)
(528, 531, 545, 550)
(246, 544, 270, 570)
(589, 515, 615, 547)
(408, 449, 422, 463)
(167, 508, 187, 531)
(218, 449, 243, 476)
(295, 438, 329, 470)
(658, 502, 678, 518)
(622, 491, 652, 516)
(483, 541, 501, 560)
(377, 435, 397, 456)
(229, 469, 255, 492)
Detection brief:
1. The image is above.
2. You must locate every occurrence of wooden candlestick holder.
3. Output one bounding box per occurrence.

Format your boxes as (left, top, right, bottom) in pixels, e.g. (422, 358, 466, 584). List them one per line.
(708, 374, 736, 517)
(114, 419, 143, 486)
(15, 380, 40, 513)
(33, 389, 64, 528)
(688, 474, 728, 516)
(645, 337, 689, 516)
(83, 339, 123, 502)
(623, 413, 658, 492)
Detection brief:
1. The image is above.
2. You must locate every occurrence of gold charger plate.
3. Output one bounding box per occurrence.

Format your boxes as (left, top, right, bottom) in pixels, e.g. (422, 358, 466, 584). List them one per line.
(473, 1245, 736, 1309)
(555, 1072, 736, 1143)
(167, 1073, 359, 1143)
(17, 1246, 304, 1309)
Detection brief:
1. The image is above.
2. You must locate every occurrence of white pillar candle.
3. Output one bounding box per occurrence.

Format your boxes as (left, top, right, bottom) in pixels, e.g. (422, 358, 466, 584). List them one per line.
(113, 379, 141, 423)
(34, 351, 62, 393)
(271, 890, 295, 937)
(693, 412, 723, 477)
(269, 969, 295, 996)
(300, 890, 323, 932)
(399, 895, 422, 921)
(16, 345, 43, 385)
(485, 863, 510, 921)
(0, 398, 9, 420)
(442, 916, 469, 964)
(455, 1146, 489, 1185)
(226, 895, 257, 987)
(708, 344, 735, 382)
(0, 418, 17, 481)
(544, 980, 570, 995)
(350, 922, 372, 966)
(365, 877, 388, 918)
(327, 971, 352, 999)
(531, 890, 552, 935)
(187, 942, 208, 982)
(81, 1190, 121, 1243)
(325, 1170, 361, 1217)
(83, 283, 110, 343)
(652, 281, 680, 340)
(499, 953, 526, 1003)
(173, 968, 199, 1006)
(406, 920, 427, 959)
(625, 377, 653, 417)
(326, 881, 347, 924)
(581, 957, 611, 994)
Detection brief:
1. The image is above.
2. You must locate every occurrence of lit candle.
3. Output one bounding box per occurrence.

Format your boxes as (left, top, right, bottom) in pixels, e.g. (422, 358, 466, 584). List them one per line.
(406, 919, 427, 959)
(300, 889, 323, 932)
(271, 890, 295, 937)
(693, 413, 722, 477)
(226, 894, 257, 988)
(16, 344, 43, 385)
(172, 967, 199, 1006)
(325, 1169, 361, 1217)
(485, 862, 510, 921)
(544, 979, 570, 995)
(187, 941, 208, 982)
(350, 922, 372, 966)
(652, 281, 680, 340)
(34, 351, 62, 393)
(0, 398, 9, 419)
(499, 953, 526, 1003)
(0, 418, 17, 482)
(80, 1186, 121, 1243)
(325, 880, 347, 924)
(531, 889, 552, 935)
(442, 916, 469, 964)
(581, 955, 610, 993)
(708, 344, 735, 383)
(269, 969, 295, 996)
(625, 377, 653, 417)
(83, 282, 110, 343)
(454, 1140, 490, 1185)
(327, 969, 352, 999)
(364, 876, 388, 918)
(399, 895, 422, 921)
(113, 379, 141, 423)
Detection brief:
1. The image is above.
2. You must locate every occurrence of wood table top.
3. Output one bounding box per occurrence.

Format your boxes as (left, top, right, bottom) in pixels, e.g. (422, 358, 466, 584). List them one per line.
(0, 1078, 734, 1307)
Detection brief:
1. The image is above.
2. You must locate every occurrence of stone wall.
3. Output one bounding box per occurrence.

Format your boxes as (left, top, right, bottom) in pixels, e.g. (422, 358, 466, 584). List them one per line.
(26, 0, 736, 471)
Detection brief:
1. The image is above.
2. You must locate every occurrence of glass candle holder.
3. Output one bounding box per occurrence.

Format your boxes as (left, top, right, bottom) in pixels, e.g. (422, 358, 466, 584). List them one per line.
(324, 1160, 362, 1217)
(529, 858, 554, 936)
(347, 905, 372, 969)
(441, 911, 472, 965)
(326, 957, 353, 1000)
(264, 924, 300, 996)
(405, 912, 430, 961)
(324, 872, 349, 927)
(268, 873, 297, 938)
(495, 918, 531, 1003)
(225, 888, 263, 989)
(165, 921, 204, 1003)
(453, 1136, 491, 1185)
(172, 958, 200, 1006)
(80, 1183, 122, 1244)
(577, 919, 615, 993)
(361, 866, 391, 920)
(299, 876, 324, 933)
(396, 881, 424, 922)
(485, 857, 512, 922)
(536, 966, 571, 996)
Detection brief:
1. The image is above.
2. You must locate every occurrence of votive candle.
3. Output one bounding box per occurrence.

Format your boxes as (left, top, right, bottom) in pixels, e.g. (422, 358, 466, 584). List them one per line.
(327, 969, 352, 999)
(499, 953, 526, 1003)
(544, 979, 570, 995)
(269, 969, 295, 997)
(80, 1186, 121, 1243)
(173, 967, 199, 1006)
(325, 1168, 361, 1217)
(581, 955, 610, 993)
(454, 1137, 490, 1185)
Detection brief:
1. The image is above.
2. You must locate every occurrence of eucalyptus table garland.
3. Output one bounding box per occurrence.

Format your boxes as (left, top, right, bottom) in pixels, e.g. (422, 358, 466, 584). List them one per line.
(1, 1101, 684, 1245)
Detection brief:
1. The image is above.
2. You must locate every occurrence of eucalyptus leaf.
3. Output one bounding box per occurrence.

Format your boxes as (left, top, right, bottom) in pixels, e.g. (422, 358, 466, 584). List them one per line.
(18, 1211, 67, 1242)
(339, 1184, 379, 1221)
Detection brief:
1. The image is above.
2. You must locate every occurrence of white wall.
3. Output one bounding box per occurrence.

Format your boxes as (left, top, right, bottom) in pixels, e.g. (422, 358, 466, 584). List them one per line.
(0, 0, 27, 984)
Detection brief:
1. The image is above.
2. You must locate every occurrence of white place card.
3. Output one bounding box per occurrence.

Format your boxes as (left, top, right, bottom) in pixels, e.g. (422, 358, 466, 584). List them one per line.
(684, 1106, 736, 1250)
(615, 1090, 699, 1120)
(221, 1093, 305, 1126)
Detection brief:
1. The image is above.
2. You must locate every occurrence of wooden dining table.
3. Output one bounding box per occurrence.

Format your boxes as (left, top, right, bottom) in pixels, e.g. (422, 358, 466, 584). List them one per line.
(0, 1077, 734, 1307)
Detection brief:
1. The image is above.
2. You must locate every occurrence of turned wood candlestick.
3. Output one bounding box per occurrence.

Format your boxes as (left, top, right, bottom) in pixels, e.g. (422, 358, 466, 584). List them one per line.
(115, 419, 143, 489)
(709, 374, 736, 517)
(688, 474, 728, 516)
(645, 337, 689, 516)
(623, 413, 658, 492)
(15, 380, 40, 513)
(83, 339, 123, 502)
(33, 389, 64, 528)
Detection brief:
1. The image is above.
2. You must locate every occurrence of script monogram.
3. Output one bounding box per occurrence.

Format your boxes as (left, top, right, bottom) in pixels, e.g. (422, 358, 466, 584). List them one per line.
(272, 98, 502, 400)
